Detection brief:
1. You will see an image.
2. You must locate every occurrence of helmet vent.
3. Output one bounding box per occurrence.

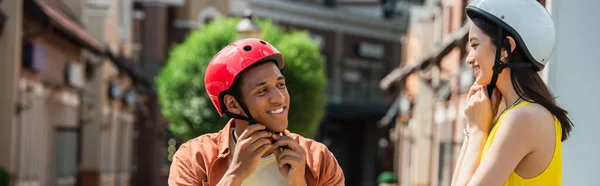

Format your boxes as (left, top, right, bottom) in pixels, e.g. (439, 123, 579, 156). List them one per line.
(243, 45, 253, 51)
(260, 40, 267, 45)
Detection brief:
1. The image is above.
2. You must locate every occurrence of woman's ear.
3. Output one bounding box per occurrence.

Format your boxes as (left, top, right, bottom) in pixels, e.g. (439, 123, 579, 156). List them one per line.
(502, 36, 517, 59)
(223, 94, 242, 115)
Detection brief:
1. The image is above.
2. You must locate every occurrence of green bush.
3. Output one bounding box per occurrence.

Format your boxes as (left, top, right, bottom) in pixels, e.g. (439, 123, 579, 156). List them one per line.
(0, 167, 9, 186)
(157, 17, 327, 141)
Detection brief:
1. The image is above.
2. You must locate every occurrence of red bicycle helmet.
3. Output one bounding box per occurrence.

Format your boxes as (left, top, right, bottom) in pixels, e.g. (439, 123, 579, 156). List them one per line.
(204, 38, 284, 122)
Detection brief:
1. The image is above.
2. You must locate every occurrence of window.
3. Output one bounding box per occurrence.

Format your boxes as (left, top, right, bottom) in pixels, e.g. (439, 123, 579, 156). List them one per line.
(53, 99, 80, 186)
(54, 131, 78, 186)
(340, 58, 387, 104)
(22, 42, 47, 72)
(370, 62, 386, 103)
(341, 67, 370, 103)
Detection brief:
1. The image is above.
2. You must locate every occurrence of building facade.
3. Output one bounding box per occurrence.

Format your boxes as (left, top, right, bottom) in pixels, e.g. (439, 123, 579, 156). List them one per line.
(0, 0, 158, 185)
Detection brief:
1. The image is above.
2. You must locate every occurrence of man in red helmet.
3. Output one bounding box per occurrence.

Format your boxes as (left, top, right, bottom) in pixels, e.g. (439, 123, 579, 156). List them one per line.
(168, 38, 345, 186)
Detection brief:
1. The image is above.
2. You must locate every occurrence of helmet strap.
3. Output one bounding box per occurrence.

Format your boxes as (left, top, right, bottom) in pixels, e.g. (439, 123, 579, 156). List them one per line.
(224, 100, 283, 139)
(222, 96, 283, 139)
(487, 26, 505, 99)
(224, 99, 258, 125)
(487, 27, 535, 99)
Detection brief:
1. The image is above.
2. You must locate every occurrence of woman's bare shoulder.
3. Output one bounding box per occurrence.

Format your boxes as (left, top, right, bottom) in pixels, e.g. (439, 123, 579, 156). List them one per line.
(501, 102, 556, 143)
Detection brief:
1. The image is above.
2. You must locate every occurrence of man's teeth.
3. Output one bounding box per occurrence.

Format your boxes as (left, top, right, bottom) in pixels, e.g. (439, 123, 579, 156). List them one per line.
(269, 108, 284, 114)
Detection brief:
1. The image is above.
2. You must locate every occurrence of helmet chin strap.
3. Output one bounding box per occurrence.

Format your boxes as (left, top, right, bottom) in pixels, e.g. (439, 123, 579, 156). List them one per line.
(224, 101, 258, 125)
(224, 99, 284, 137)
(486, 26, 505, 99)
(223, 97, 290, 168)
(487, 26, 535, 99)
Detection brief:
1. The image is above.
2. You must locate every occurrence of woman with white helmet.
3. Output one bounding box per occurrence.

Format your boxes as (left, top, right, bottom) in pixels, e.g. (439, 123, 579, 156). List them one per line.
(451, 0, 573, 185)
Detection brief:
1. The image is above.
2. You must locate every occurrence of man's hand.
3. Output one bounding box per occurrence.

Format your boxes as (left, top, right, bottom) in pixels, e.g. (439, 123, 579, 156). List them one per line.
(272, 131, 307, 186)
(220, 124, 274, 185)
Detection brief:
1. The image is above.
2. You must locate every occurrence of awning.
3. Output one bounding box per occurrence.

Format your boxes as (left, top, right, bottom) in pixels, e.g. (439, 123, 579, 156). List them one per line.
(26, 0, 103, 54)
(379, 23, 470, 91)
(378, 59, 432, 90)
(105, 51, 155, 95)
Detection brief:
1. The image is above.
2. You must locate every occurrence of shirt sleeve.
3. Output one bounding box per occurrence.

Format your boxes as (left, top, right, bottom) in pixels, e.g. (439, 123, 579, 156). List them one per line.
(318, 145, 345, 186)
(168, 143, 205, 186)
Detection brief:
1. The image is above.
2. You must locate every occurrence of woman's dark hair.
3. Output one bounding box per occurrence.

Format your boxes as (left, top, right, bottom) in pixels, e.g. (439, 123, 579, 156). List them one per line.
(471, 17, 573, 141)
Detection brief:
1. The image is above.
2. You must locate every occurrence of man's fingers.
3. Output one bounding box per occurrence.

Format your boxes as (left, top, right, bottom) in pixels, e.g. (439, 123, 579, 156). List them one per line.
(273, 137, 301, 152)
(276, 148, 304, 168)
(278, 156, 303, 168)
(277, 148, 300, 159)
(282, 130, 292, 137)
(274, 144, 282, 157)
(253, 143, 274, 158)
(245, 131, 273, 145)
(249, 138, 273, 151)
(238, 124, 266, 140)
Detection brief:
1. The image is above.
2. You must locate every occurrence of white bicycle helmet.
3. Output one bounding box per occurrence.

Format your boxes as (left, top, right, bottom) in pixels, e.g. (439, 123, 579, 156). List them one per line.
(465, 0, 556, 97)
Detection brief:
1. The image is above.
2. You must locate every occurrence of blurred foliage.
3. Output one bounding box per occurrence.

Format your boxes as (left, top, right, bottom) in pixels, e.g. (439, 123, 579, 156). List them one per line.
(377, 171, 398, 184)
(0, 167, 8, 186)
(157, 17, 327, 141)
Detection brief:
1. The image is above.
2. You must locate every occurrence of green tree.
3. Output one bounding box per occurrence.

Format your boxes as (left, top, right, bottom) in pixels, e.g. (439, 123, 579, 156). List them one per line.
(157, 17, 327, 141)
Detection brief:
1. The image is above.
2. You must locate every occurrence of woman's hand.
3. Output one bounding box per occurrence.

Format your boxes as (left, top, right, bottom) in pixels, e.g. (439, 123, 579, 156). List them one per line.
(464, 85, 500, 134)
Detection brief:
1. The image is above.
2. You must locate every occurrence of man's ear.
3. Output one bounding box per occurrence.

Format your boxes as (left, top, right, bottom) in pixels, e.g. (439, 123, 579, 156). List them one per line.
(223, 94, 243, 115)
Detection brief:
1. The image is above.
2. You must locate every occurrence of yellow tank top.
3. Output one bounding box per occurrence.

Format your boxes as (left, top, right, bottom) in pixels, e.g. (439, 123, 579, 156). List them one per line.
(481, 101, 562, 186)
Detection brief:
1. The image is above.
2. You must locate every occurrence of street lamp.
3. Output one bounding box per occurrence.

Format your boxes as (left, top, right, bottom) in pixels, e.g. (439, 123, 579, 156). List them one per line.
(236, 9, 262, 40)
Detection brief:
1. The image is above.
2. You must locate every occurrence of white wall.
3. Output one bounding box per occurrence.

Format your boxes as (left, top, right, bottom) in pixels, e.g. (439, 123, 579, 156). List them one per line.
(547, 0, 600, 185)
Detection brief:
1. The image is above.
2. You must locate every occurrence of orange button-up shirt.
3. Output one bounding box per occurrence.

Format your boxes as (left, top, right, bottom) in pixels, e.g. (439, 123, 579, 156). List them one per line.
(168, 119, 345, 186)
